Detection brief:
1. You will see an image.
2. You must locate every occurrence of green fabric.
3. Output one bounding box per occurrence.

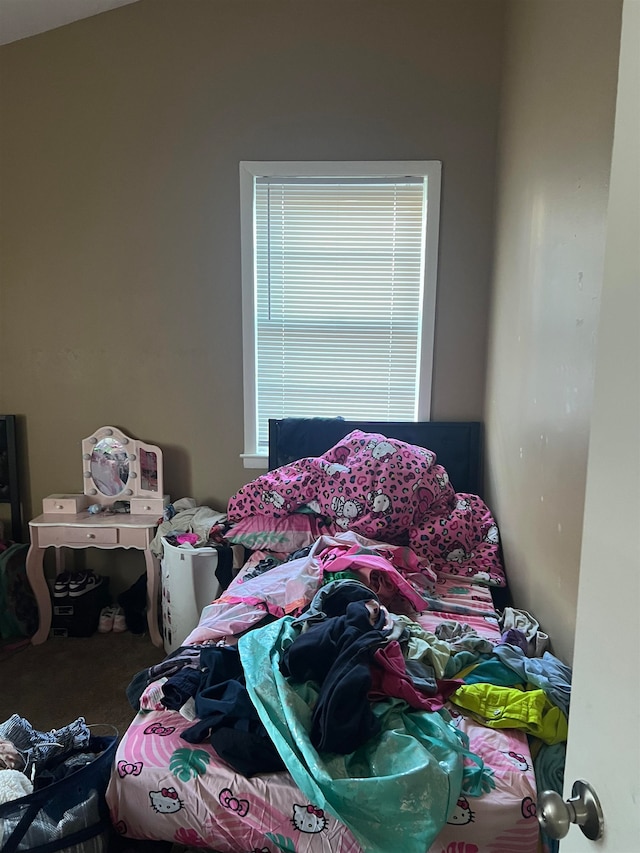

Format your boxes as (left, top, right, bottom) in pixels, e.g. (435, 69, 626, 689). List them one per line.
(395, 615, 450, 678)
(444, 649, 492, 678)
(451, 683, 569, 744)
(461, 658, 526, 688)
(239, 616, 481, 853)
(321, 570, 360, 585)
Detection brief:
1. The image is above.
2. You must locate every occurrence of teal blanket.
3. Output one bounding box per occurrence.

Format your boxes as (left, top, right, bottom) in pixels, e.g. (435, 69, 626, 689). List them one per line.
(239, 617, 480, 853)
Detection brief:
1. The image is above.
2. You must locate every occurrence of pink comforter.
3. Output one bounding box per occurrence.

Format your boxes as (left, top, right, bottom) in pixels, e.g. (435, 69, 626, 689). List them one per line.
(228, 430, 506, 586)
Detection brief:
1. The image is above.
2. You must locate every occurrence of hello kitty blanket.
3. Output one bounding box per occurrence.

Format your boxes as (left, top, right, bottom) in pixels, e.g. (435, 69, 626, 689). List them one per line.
(106, 575, 540, 853)
(228, 430, 506, 586)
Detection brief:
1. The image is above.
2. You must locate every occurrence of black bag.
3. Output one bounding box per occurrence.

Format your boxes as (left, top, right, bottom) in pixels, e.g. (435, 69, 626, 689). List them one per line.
(0, 732, 117, 853)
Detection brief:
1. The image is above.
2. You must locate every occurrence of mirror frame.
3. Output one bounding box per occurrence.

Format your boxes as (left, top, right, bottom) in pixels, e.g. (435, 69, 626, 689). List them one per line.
(81, 426, 164, 505)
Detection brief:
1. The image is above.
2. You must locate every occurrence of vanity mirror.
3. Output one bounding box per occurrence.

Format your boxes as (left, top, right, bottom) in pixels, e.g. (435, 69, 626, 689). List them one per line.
(81, 426, 166, 512)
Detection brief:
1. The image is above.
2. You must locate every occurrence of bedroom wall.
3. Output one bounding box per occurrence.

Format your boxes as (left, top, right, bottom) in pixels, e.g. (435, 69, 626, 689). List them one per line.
(484, 0, 622, 663)
(0, 0, 505, 548)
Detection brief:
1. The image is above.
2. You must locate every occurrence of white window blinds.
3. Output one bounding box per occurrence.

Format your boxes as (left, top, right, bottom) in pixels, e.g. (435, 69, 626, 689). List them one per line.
(240, 162, 441, 464)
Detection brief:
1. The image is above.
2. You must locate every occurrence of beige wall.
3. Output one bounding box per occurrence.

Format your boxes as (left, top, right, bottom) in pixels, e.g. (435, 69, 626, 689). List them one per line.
(485, 0, 622, 663)
(0, 0, 505, 544)
(2, 0, 623, 654)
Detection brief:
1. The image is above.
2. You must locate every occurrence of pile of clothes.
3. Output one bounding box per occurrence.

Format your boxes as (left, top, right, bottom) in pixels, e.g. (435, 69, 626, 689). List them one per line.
(0, 714, 92, 804)
(0, 714, 115, 852)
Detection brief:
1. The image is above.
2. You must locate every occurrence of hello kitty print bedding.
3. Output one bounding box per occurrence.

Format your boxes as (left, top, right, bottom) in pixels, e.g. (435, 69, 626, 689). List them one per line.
(106, 430, 544, 851)
(106, 578, 539, 853)
(228, 430, 505, 586)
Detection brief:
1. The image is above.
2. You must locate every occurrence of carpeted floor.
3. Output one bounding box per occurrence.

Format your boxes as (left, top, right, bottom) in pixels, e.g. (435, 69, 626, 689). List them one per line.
(1, 630, 166, 737)
(1, 631, 186, 850)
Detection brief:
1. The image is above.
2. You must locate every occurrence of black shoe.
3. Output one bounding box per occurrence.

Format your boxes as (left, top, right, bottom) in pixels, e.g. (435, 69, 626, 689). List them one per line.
(53, 572, 71, 597)
(68, 570, 104, 597)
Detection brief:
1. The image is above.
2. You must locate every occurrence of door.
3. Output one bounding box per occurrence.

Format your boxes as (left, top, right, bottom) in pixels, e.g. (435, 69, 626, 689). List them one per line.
(560, 3, 639, 850)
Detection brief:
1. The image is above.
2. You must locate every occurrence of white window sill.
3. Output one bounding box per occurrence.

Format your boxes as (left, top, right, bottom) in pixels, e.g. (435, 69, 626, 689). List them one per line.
(241, 453, 268, 469)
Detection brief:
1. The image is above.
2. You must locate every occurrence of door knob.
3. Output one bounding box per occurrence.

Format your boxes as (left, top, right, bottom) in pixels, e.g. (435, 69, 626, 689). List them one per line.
(537, 780, 604, 840)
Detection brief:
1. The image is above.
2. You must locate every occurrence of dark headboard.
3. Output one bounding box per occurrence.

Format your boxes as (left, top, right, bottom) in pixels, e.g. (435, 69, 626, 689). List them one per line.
(268, 418, 484, 496)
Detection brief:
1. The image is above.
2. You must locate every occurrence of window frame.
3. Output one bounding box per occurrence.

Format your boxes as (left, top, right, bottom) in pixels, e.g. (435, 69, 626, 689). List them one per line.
(239, 160, 442, 468)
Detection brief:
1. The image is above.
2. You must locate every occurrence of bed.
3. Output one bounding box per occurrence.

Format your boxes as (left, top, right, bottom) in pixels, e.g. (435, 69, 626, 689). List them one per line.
(106, 419, 550, 853)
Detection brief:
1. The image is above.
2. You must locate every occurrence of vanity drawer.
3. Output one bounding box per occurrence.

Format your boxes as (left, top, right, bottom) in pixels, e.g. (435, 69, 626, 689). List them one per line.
(118, 528, 150, 548)
(42, 494, 90, 514)
(38, 526, 119, 547)
(129, 496, 169, 516)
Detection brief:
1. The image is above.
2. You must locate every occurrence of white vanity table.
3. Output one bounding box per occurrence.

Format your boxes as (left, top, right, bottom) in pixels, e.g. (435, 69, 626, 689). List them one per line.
(26, 426, 169, 647)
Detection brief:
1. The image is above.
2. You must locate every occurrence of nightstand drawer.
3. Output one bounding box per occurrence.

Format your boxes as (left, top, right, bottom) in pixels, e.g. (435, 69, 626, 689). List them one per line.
(129, 495, 169, 516)
(42, 495, 91, 514)
(38, 527, 119, 547)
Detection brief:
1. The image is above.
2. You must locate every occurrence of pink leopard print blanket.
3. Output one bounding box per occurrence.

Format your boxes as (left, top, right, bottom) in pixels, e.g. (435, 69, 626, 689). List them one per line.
(228, 430, 506, 586)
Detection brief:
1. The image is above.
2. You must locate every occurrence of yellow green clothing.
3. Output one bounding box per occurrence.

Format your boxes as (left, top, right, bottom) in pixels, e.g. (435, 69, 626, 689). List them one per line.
(450, 683, 568, 744)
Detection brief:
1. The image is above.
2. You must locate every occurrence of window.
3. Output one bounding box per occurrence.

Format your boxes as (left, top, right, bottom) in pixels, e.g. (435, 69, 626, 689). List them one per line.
(239, 161, 441, 467)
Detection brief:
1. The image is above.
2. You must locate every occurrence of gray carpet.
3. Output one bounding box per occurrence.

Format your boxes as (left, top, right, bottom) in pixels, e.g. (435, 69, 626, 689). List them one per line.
(1, 630, 166, 737)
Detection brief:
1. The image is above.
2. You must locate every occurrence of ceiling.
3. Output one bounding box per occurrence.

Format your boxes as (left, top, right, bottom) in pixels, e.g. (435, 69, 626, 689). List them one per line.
(0, 0, 140, 45)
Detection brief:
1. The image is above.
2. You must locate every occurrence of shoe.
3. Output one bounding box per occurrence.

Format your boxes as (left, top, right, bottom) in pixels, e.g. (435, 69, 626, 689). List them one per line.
(98, 606, 116, 633)
(112, 607, 127, 633)
(69, 571, 104, 597)
(67, 572, 87, 596)
(53, 572, 71, 598)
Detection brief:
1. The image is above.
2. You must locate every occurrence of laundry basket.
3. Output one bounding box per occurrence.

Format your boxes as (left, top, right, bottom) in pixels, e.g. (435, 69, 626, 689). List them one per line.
(0, 729, 117, 853)
(160, 538, 221, 653)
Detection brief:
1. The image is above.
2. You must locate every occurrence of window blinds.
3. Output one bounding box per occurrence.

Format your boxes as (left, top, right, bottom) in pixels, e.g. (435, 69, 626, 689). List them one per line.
(254, 177, 428, 452)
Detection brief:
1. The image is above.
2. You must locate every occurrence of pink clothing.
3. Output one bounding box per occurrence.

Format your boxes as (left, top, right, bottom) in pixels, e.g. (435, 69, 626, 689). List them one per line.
(175, 533, 200, 546)
(318, 542, 433, 615)
(369, 641, 462, 711)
